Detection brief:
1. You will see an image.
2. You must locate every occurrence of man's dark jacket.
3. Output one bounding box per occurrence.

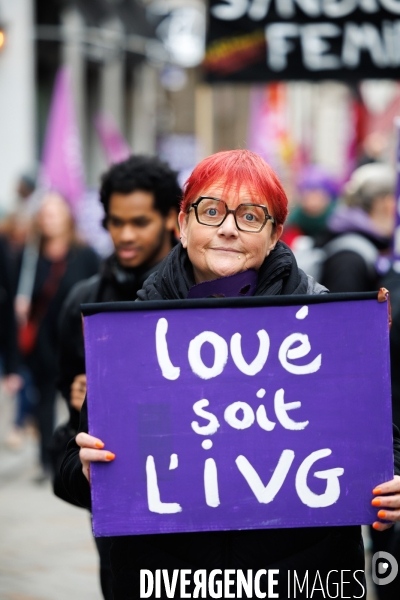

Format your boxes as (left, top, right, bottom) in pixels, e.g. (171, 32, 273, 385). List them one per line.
(58, 254, 159, 428)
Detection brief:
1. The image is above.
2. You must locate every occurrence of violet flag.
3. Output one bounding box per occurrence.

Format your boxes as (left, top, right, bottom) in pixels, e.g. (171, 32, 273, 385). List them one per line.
(94, 112, 131, 165)
(39, 67, 85, 213)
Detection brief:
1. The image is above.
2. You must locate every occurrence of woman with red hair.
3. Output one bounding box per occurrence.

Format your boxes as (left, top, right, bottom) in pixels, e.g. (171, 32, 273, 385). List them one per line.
(62, 150, 400, 599)
(138, 149, 315, 299)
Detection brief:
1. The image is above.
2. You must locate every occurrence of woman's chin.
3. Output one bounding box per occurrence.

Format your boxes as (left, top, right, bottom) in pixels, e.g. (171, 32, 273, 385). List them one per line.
(209, 262, 245, 280)
(193, 255, 249, 283)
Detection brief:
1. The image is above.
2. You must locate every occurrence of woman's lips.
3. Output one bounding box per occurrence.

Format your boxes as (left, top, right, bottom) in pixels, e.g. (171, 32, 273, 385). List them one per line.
(210, 247, 242, 253)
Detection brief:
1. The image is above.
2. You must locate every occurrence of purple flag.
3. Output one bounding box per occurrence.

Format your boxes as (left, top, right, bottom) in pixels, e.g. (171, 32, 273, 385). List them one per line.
(83, 295, 392, 537)
(39, 67, 85, 212)
(94, 112, 131, 165)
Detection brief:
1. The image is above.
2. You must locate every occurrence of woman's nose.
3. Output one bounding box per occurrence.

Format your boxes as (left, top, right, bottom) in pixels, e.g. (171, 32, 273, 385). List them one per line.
(218, 213, 238, 236)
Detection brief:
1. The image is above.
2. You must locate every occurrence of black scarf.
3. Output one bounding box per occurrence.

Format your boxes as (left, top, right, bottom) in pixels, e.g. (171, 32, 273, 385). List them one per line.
(98, 254, 160, 302)
(137, 241, 309, 301)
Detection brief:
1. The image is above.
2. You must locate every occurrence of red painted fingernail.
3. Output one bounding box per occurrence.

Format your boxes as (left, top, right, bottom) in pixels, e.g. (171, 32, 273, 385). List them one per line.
(95, 441, 104, 449)
(378, 510, 387, 519)
(105, 452, 115, 461)
(372, 498, 381, 506)
(372, 522, 380, 530)
(373, 487, 382, 495)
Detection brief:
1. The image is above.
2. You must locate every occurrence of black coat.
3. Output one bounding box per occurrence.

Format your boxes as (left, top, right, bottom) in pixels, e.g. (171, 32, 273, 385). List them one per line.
(321, 244, 381, 293)
(25, 244, 100, 385)
(318, 206, 391, 293)
(57, 254, 160, 428)
(0, 236, 19, 374)
(61, 243, 400, 599)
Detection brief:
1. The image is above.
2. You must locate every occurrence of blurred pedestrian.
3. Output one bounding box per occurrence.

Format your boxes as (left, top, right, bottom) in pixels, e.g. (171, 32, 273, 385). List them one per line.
(2, 174, 38, 449)
(282, 165, 338, 247)
(57, 156, 181, 600)
(19, 191, 99, 481)
(58, 156, 180, 425)
(320, 163, 395, 292)
(0, 173, 36, 261)
(357, 131, 387, 168)
(282, 166, 339, 280)
(319, 162, 398, 600)
(0, 235, 22, 397)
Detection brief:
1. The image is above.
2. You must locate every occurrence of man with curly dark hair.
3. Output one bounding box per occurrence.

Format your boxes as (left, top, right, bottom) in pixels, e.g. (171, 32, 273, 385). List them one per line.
(56, 155, 181, 600)
(99, 155, 181, 268)
(59, 155, 181, 413)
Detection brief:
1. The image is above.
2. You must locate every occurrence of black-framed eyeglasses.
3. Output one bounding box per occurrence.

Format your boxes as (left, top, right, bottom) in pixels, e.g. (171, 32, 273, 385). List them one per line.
(189, 197, 275, 233)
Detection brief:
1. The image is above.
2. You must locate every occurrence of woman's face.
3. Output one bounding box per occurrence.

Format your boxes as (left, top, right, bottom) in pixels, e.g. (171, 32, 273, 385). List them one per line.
(179, 182, 283, 284)
(37, 193, 72, 239)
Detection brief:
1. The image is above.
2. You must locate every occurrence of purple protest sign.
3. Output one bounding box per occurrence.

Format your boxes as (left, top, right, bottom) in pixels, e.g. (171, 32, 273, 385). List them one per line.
(83, 294, 392, 537)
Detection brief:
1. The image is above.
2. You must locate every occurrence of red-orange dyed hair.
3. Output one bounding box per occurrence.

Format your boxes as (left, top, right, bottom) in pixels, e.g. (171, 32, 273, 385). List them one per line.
(181, 149, 288, 226)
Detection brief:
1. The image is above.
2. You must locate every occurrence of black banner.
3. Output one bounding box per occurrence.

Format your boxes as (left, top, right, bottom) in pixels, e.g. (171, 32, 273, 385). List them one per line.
(204, 0, 400, 81)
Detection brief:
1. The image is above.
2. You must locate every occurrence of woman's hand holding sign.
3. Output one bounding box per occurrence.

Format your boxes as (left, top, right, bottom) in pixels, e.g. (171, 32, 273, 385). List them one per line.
(372, 475, 400, 530)
(76, 432, 115, 483)
(75, 423, 400, 525)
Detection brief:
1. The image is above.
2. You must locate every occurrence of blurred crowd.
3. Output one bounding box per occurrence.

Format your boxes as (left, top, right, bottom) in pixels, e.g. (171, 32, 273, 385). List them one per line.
(0, 149, 399, 599)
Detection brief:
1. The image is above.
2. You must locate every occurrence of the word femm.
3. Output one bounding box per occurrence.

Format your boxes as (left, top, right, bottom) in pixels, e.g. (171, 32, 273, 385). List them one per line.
(146, 308, 344, 515)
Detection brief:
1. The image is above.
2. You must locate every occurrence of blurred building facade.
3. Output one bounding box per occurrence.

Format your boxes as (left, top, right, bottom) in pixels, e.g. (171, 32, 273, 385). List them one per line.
(0, 0, 201, 210)
(0, 0, 35, 212)
(0, 0, 398, 213)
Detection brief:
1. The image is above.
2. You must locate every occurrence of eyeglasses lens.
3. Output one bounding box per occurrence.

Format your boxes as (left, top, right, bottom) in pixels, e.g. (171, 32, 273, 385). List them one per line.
(196, 198, 226, 225)
(196, 198, 266, 232)
(236, 205, 266, 231)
